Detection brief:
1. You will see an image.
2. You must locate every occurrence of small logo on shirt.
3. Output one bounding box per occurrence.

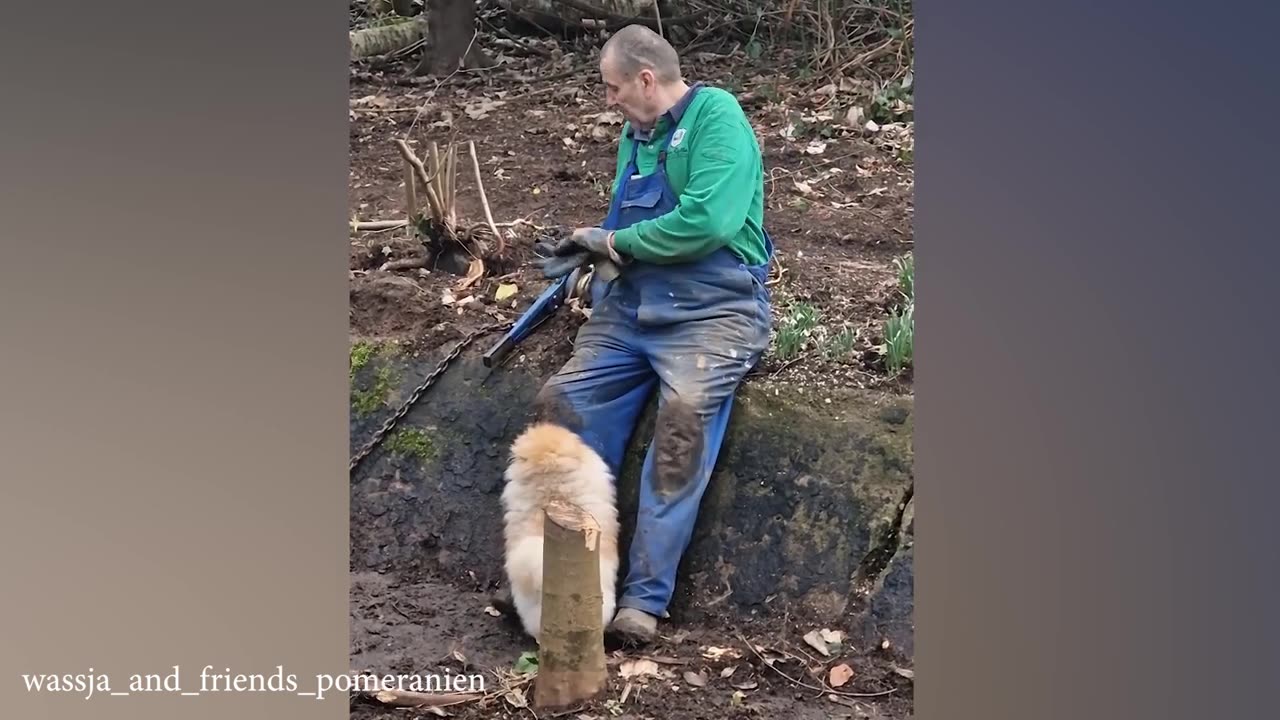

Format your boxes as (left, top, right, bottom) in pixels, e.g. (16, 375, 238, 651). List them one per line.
(670, 128, 686, 148)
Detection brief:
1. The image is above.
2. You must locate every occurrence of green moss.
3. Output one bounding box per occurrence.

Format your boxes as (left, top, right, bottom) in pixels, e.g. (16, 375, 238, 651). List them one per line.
(352, 364, 397, 417)
(385, 427, 437, 461)
(350, 341, 376, 380)
(350, 340, 408, 418)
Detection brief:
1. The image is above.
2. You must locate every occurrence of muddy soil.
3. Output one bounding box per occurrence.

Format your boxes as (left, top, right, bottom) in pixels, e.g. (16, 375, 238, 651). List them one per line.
(348, 15, 914, 720)
(349, 571, 913, 720)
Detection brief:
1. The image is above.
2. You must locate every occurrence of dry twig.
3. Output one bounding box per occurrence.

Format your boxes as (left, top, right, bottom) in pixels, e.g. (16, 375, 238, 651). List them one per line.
(469, 140, 505, 255)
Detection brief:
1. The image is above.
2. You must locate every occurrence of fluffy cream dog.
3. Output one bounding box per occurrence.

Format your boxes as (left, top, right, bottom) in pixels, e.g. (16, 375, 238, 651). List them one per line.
(501, 422, 620, 644)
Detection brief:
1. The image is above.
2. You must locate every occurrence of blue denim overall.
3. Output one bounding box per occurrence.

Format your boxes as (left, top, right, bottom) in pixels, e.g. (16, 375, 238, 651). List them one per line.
(536, 89, 775, 618)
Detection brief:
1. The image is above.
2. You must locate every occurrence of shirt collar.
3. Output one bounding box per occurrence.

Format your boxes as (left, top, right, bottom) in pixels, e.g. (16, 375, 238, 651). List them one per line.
(628, 82, 705, 143)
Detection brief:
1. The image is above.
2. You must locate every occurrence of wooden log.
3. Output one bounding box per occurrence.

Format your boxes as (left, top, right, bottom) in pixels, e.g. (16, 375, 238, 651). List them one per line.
(349, 17, 427, 59)
(534, 499, 608, 710)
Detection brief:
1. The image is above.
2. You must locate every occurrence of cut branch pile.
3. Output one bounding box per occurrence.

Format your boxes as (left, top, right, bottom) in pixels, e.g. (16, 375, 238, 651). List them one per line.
(391, 138, 507, 289)
(674, 0, 913, 80)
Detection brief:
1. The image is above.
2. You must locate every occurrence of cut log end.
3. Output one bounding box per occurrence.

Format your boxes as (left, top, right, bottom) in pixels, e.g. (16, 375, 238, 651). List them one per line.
(536, 501, 608, 709)
(544, 499, 601, 534)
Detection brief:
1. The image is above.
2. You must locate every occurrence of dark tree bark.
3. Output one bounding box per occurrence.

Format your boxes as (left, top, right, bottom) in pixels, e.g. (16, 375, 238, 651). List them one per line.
(414, 0, 494, 75)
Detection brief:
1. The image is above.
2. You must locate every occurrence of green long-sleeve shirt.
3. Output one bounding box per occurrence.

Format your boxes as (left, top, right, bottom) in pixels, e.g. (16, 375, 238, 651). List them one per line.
(608, 85, 770, 267)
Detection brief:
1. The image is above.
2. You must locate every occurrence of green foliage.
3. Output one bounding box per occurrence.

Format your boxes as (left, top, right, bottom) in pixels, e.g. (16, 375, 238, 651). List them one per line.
(879, 252, 914, 375)
(513, 651, 539, 675)
(870, 72, 914, 124)
(775, 302, 821, 360)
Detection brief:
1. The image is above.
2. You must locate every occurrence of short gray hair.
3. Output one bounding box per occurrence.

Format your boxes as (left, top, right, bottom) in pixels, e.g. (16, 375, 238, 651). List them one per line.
(602, 24, 681, 83)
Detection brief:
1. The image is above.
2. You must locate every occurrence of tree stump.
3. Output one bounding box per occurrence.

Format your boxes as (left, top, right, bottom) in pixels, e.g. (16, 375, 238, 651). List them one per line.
(534, 499, 608, 710)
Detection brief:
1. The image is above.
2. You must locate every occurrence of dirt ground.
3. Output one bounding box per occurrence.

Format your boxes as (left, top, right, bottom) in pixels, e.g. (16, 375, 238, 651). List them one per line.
(348, 15, 914, 720)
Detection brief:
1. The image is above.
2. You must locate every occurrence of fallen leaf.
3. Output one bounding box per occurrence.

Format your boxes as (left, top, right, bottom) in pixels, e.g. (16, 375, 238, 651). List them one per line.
(456, 258, 484, 290)
(845, 106, 866, 127)
(452, 649, 467, 665)
(803, 629, 832, 657)
(865, 119, 881, 133)
(504, 687, 528, 708)
(829, 663, 855, 687)
(482, 605, 501, 617)
(464, 98, 506, 120)
(494, 283, 518, 301)
(352, 94, 392, 108)
(820, 629, 845, 646)
(793, 179, 815, 195)
(586, 110, 623, 125)
(425, 706, 450, 717)
(591, 125, 611, 142)
(730, 678, 758, 690)
(701, 646, 740, 660)
(730, 690, 746, 706)
(804, 140, 827, 155)
(827, 694, 859, 708)
(619, 658, 660, 679)
(893, 666, 915, 680)
(683, 670, 707, 687)
(650, 656, 685, 665)
(720, 666, 737, 678)
(814, 83, 838, 96)
(441, 290, 456, 306)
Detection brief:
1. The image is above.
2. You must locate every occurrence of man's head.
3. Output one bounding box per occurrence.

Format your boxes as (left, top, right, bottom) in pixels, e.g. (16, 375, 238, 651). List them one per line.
(600, 24, 688, 128)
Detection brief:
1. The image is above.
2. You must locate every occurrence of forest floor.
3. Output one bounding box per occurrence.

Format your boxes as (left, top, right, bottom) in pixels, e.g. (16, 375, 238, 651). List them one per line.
(347, 14, 915, 720)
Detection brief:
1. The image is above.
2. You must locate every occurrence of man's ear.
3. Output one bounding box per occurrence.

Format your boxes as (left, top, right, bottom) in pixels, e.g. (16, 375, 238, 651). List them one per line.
(638, 68, 656, 93)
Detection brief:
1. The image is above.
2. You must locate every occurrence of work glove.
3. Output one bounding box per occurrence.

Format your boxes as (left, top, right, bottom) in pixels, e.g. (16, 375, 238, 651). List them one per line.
(532, 237, 590, 279)
(565, 227, 617, 258)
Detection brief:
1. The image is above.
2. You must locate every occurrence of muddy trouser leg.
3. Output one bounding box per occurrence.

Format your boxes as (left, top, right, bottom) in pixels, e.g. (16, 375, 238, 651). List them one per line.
(530, 296, 655, 485)
(617, 263, 772, 617)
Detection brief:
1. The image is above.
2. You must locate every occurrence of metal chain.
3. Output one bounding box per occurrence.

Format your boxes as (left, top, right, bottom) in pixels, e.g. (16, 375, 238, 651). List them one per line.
(349, 321, 512, 475)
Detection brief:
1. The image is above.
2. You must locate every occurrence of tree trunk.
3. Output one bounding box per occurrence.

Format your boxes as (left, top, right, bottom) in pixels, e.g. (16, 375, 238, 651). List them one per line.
(499, 0, 693, 36)
(534, 500, 608, 710)
(349, 17, 427, 59)
(414, 0, 494, 75)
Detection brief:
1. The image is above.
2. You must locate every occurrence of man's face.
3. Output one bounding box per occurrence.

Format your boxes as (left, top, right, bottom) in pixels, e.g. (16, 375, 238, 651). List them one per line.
(601, 53, 659, 127)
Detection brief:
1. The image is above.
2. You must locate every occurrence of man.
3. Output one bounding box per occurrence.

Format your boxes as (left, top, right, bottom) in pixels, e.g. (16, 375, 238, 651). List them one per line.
(523, 24, 774, 646)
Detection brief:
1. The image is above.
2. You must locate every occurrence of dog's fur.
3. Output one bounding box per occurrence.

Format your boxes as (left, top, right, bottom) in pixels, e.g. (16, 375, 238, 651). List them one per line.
(500, 422, 620, 644)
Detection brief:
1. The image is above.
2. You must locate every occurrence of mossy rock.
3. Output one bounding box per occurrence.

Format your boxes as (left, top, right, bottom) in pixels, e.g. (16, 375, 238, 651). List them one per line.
(349, 347, 913, 626)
